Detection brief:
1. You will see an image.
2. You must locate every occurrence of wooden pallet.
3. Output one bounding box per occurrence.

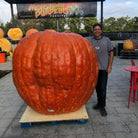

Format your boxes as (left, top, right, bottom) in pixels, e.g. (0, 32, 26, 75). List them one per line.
(19, 105, 89, 127)
(120, 50, 138, 59)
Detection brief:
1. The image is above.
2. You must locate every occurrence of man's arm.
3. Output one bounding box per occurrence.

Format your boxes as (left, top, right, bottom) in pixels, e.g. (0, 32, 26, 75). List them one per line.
(107, 50, 114, 74)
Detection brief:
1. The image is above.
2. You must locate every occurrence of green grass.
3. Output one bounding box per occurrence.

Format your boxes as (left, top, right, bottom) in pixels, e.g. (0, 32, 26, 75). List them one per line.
(0, 70, 12, 78)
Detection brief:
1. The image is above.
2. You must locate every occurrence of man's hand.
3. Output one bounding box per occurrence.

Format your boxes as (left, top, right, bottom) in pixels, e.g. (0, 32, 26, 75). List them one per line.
(107, 50, 114, 74)
(106, 66, 112, 74)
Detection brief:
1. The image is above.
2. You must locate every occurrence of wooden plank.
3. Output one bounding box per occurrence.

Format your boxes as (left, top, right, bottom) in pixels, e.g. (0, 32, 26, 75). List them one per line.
(120, 50, 138, 53)
(120, 56, 138, 59)
(120, 50, 138, 59)
(20, 105, 89, 124)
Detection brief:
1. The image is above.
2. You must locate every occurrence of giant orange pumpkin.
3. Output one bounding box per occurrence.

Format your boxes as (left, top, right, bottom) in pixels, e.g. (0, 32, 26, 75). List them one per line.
(123, 40, 135, 50)
(12, 30, 98, 115)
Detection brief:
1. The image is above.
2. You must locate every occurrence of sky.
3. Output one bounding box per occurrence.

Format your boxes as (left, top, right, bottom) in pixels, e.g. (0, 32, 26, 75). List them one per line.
(0, 0, 138, 24)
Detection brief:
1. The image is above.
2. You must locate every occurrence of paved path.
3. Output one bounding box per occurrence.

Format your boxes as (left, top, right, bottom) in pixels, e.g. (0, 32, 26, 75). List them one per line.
(0, 57, 138, 138)
(0, 56, 12, 71)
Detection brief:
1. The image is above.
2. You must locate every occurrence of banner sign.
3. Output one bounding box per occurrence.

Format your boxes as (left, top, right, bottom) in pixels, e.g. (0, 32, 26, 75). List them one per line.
(17, 2, 97, 19)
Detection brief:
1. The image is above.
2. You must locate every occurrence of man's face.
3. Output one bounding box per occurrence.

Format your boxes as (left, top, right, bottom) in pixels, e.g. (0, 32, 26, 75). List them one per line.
(93, 26, 102, 38)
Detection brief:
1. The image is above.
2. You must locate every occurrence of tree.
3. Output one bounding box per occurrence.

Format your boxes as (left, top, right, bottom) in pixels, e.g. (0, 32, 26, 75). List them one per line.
(129, 17, 138, 31)
(67, 17, 82, 33)
(41, 18, 67, 32)
(133, 17, 138, 31)
(117, 17, 128, 31)
(82, 17, 98, 33)
(4, 16, 42, 35)
(40, 18, 57, 31)
(1, 15, 138, 36)
(4, 22, 12, 37)
(0, 20, 4, 30)
(103, 16, 138, 32)
(103, 17, 118, 32)
(17, 18, 42, 34)
(58, 18, 67, 32)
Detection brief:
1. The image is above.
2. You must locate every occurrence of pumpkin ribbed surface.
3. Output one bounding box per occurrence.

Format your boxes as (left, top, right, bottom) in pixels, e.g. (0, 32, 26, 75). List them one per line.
(26, 29, 38, 36)
(0, 28, 4, 38)
(47, 29, 56, 32)
(123, 40, 135, 50)
(12, 30, 98, 115)
(8, 28, 23, 41)
(0, 38, 11, 52)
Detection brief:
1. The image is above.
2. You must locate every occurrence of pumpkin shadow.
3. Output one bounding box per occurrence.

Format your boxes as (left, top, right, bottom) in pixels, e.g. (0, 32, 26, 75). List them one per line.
(0, 70, 12, 78)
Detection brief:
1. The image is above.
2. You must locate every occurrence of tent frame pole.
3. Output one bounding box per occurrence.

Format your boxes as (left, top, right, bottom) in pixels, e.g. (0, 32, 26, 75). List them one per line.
(10, 3, 15, 28)
(101, 0, 103, 30)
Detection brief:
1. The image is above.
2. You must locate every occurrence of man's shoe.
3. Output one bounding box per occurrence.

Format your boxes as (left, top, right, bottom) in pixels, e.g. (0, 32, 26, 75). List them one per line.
(100, 108, 107, 116)
(93, 104, 100, 110)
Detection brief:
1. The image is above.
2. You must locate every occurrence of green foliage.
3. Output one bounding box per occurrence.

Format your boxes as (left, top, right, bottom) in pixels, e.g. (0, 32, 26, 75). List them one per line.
(15, 19, 41, 34)
(103, 17, 118, 32)
(0, 16, 137, 37)
(0, 21, 5, 30)
(82, 17, 98, 33)
(40, 18, 66, 32)
(129, 16, 138, 31)
(11, 16, 43, 35)
(67, 17, 82, 33)
(4, 22, 12, 37)
(40, 18, 57, 31)
(103, 16, 138, 32)
(58, 18, 67, 32)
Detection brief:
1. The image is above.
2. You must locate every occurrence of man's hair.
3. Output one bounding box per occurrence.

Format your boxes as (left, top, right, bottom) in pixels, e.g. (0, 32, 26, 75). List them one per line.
(93, 23, 102, 30)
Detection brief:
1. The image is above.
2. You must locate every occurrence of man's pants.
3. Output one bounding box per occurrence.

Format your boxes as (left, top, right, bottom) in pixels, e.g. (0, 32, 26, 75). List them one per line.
(96, 70, 108, 108)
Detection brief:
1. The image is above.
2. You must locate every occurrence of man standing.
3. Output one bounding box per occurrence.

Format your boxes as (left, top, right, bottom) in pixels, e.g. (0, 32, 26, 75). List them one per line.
(87, 23, 114, 116)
